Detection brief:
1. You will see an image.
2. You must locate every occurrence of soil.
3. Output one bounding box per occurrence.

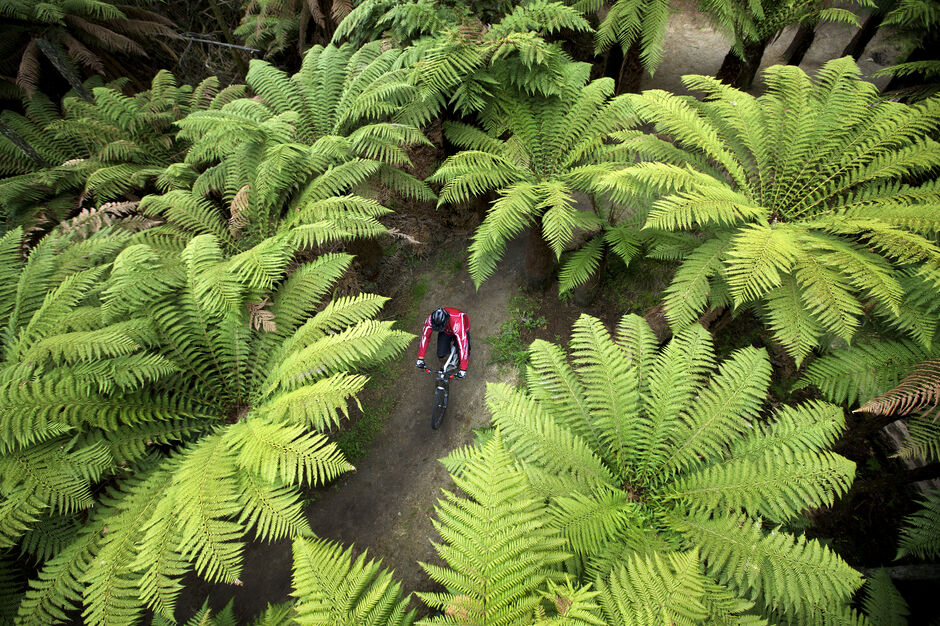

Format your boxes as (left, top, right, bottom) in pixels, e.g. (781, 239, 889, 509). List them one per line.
(174, 7, 908, 622)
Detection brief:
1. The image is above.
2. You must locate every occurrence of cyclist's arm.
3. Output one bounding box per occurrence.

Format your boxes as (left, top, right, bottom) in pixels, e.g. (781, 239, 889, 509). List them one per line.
(417, 315, 433, 360)
(454, 313, 469, 371)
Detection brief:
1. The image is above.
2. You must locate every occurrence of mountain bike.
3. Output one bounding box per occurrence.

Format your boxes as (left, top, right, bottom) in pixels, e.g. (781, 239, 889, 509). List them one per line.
(424, 343, 461, 429)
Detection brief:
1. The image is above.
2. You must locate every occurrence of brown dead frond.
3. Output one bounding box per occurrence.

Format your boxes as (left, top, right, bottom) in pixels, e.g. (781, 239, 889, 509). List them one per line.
(121, 6, 178, 28)
(458, 18, 486, 41)
(229, 185, 251, 238)
(386, 227, 423, 245)
(445, 594, 471, 620)
(247, 298, 277, 332)
(24, 212, 54, 248)
(65, 15, 147, 57)
(331, 0, 352, 21)
(856, 359, 940, 422)
(60, 33, 105, 74)
(109, 18, 180, 43)
(56, 201, 158, 239)
(16, 40, 41, 96)
(553, 595, 572, 615)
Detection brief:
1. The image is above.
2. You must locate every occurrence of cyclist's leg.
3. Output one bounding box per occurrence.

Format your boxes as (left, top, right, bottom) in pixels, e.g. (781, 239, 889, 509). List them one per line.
(436, 331, 451, 363)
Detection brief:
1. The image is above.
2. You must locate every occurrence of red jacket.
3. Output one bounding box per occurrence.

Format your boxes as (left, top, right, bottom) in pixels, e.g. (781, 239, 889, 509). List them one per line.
(418, 307, 470, 370)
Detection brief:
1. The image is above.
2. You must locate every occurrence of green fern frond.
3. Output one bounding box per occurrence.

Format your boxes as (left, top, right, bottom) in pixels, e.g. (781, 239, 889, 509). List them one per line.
(417, 429, 569, 625)
(81, 467, 174, 626)
(596, 549, 712, 626)
(636, 324, 714, 481)
(725, 224, 801, 305)
(661, 346, 771, 474)
(291, 536, 415, 626)
(663, 236, 731, 330)
(673, 512, 863, 619)
(548, 487, 639, 555)
(559, 236, 604, 293)
(668, 450, 854, 522)
(486, 382, 617, 494)
(467, 183, 539, 287)
(897, 489, 940, 559)
(727, 401, 846, 462)
(16, 519, 104, 625)
(796, 340, 928, 406)
(227, 420, 353, 486)
(569, 313, 640, 468)
(861, 569, 908, 626)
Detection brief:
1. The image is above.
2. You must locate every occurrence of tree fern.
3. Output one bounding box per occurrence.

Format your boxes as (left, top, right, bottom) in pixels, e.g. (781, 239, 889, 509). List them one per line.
(1, 227, 410, 623)
(334, 0, 592, 118)
(430, 74, 640, 289)
(0, 72, 233, 230)
(145, 42, 432, 252)
(602, 58, 940, 363)
(485, 313, 861, 622)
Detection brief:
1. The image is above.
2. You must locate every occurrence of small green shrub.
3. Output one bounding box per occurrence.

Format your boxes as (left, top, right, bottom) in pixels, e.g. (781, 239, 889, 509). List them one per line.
(486, 294, 546, 375)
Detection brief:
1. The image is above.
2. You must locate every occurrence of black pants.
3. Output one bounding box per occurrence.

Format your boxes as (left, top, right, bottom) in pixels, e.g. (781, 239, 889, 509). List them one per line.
(437, 331, 470, 366)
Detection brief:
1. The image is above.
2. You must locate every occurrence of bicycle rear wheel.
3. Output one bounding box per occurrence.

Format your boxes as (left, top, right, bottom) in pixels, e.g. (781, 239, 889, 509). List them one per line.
(431, 384, 448, 429)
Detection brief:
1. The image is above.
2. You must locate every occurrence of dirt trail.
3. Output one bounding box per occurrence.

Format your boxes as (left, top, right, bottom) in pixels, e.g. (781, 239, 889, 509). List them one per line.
(302, 238, 525, 595)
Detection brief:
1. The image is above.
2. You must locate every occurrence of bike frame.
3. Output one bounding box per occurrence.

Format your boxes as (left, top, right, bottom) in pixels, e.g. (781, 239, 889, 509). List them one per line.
(425, 344, 460, 379)
(425, 344, 460, 429)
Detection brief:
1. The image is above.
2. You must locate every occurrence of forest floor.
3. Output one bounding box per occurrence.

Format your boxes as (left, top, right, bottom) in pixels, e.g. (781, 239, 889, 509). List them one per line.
(175, 6, 905, 622)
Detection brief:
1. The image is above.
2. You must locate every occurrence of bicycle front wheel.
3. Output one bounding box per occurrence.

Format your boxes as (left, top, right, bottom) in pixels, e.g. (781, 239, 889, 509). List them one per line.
(431, 384, 448, 429)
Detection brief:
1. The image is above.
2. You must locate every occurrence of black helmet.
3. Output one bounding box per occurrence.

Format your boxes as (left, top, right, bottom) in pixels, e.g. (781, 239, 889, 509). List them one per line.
(430, 307, 449, 332)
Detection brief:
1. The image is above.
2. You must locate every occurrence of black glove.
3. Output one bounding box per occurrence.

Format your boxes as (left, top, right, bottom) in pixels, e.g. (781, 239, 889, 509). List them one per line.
(457, 370, 466, 378)
(416, 359, 426, 369)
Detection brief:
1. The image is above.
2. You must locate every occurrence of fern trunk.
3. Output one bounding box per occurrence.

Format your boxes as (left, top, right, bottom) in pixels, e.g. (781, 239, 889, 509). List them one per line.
(784, 24, 816, 66)
(842, 11, 884, 60)
(525, 226, 554, 291)
(835, 413, 906, 455)
(617, 41, 644, 94)
(716, 39, 768, 89)
(206, 0, 248, 75)
(852, 462, 940, 496)
(0, 119, 49, 167)
(884, 31, 940, 95)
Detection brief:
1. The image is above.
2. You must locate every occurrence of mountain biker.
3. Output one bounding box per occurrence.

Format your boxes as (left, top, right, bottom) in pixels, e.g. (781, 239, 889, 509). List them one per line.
(416, 307, 470, 378)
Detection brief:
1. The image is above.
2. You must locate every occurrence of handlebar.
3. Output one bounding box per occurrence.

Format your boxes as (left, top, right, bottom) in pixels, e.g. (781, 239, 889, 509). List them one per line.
(425, 367, 460, 380)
